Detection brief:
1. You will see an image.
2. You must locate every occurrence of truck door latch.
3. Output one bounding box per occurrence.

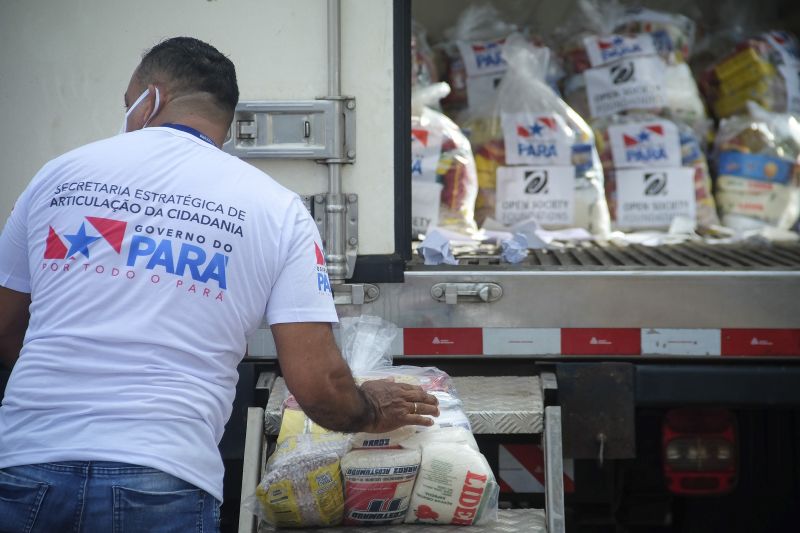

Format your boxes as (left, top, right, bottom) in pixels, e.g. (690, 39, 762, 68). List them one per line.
(430, 282, 503, 304)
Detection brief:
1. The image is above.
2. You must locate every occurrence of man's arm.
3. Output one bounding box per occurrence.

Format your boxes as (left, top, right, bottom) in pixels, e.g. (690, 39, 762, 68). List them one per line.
(272, 322, 439, 434)
(0, 286, 30, 369)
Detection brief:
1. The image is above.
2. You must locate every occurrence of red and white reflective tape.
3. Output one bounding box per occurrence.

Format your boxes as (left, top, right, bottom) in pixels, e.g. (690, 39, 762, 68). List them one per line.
(247, 327, 800, 357)
(498, 444, 575, 494)
(397, 328, 800, 357)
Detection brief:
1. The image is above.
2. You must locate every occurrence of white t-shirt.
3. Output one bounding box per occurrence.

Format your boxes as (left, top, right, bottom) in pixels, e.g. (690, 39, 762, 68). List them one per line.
(0, 126, 338, 501)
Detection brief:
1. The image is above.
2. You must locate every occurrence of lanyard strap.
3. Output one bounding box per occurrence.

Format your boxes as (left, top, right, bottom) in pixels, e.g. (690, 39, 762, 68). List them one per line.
(161, 123, 216, 146)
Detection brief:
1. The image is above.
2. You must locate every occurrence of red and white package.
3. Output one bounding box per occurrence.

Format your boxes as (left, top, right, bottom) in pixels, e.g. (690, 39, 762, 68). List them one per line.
(341, 448, 421, 526)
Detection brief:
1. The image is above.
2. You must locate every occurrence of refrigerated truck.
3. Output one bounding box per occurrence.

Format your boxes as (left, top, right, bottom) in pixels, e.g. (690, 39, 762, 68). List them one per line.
(2, 1, 800, 531)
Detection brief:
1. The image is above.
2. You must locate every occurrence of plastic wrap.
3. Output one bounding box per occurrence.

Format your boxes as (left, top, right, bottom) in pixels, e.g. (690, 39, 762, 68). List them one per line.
(593, 113, 718, 230)
(276, 315, 398, 445)
(354, 365, 471, 435)
(554, 0, 625, 77)
(700, 30, 800, 118)
(340, 314, 398, 373)
(412, 19, 438, 88)
(557, 1, 708, 136)
(690, 1, 772, 77)
(260, 315, 499, 528)
(411, 83, 479, 236)
(613, 6, 696, 64)
(714, 102, 800, 230)
(463, 34, 610, 235)
(245, 434, 351, 528)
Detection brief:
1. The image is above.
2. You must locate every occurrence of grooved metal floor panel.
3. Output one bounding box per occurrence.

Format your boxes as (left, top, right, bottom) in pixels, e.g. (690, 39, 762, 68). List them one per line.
(260, 508, 546, 532)
(409, 242, 800, 270)
(264, 376, 543, 435)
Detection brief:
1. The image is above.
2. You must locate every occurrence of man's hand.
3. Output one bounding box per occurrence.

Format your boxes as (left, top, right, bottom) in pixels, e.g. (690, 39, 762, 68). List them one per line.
(0, 286, 30, 370)
(359, 380, 440, 433)
(272, 321, 440, 434)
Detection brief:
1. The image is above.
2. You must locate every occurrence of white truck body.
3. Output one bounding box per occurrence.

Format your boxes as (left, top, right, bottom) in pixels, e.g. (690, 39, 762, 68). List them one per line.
(4, 2, 800, 531)
(0, 0, 395, 255)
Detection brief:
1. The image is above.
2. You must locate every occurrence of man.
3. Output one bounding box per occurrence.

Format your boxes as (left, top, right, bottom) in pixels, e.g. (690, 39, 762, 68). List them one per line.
(0, 37, 438, 532)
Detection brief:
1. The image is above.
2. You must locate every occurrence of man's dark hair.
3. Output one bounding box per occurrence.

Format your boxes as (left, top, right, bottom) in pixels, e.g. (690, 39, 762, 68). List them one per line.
(137, 36, 239, 116)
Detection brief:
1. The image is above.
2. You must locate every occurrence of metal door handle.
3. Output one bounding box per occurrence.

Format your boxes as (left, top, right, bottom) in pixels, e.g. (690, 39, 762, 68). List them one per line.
(430, 282, 503, 304)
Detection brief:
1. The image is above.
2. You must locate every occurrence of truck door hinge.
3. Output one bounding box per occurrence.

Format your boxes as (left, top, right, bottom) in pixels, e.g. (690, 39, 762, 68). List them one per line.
(302, 193, 358, 279)
(332, 283, 380, 306)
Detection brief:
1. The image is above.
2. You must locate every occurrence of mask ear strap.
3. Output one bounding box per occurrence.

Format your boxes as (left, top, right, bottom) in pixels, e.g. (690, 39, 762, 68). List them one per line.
(143, 87, 161, 128)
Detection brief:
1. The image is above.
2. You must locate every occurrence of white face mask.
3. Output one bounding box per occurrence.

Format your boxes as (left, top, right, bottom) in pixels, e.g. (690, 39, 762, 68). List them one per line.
(119, 87, 161, 134)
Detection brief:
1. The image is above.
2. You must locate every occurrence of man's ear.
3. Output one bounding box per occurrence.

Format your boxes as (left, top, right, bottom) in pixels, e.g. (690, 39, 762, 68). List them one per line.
(143, 83, 163, 124)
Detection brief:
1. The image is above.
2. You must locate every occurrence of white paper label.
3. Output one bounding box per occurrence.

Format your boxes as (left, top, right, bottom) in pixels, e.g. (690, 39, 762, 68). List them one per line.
(608, 120, 681, 168)
(583, 34, 657, 68)
(465, 73, 505, 109)
(456, 38, 508, 77)
(411, 127, 444, 182)
(584, 56, 666, 118)
(496, 166, 575, 226)
(411, 180, 443, 236)
(501, 112, 574, 166)
(615, 167, 696, 228)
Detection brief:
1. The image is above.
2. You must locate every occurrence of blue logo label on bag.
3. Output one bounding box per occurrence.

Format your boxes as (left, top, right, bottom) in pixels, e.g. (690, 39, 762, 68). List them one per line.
(718, 152, 795, 185)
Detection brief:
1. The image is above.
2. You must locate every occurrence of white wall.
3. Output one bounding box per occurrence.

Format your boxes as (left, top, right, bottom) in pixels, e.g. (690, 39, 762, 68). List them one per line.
(0, 0, 395, 254)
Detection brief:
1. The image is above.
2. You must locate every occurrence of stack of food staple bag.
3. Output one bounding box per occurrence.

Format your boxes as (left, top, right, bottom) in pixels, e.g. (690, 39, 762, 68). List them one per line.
(436, 4, 522, 119)
(246, 316, 499, 529)
(698, 29, 800, 234)
(699, 30, 800, 119)
(712, 102, 800, 232)
(554, 0, 718, 232)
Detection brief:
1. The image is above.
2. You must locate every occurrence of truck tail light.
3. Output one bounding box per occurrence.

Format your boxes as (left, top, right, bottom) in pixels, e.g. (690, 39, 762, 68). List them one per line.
(662, 408, 737, 495)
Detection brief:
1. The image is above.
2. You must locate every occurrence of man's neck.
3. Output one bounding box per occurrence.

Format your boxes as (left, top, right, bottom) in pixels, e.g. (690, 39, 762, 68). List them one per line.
(149, 112, 226, 148)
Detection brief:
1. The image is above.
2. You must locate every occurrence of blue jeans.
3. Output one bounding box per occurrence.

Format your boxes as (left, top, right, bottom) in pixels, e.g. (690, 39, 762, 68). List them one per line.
(0, 462, 220, 533)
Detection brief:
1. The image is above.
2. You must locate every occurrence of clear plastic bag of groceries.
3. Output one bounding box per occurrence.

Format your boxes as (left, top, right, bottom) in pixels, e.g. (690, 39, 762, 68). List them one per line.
(690, 0, 769, 76)
(554, 0, 625, 78)
(244, 433, 352, 529)
(612, 6, 697, 64)
(593, 113, 719, 230)
(412, 19, 439, 88)
(556, 0, 708, 136)
(436, 4, 519, 115)
(699, 30, 800, 119)
(555, 0, 694, 76)
(713, 102, 800, 231)
(411, 82, 479, 237)
(463, 33, 610, 235)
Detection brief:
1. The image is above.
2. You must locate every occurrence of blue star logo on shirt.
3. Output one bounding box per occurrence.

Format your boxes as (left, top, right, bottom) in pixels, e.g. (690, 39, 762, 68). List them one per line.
(64, 222, 101, 258)
(530, 123, 544, 136)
